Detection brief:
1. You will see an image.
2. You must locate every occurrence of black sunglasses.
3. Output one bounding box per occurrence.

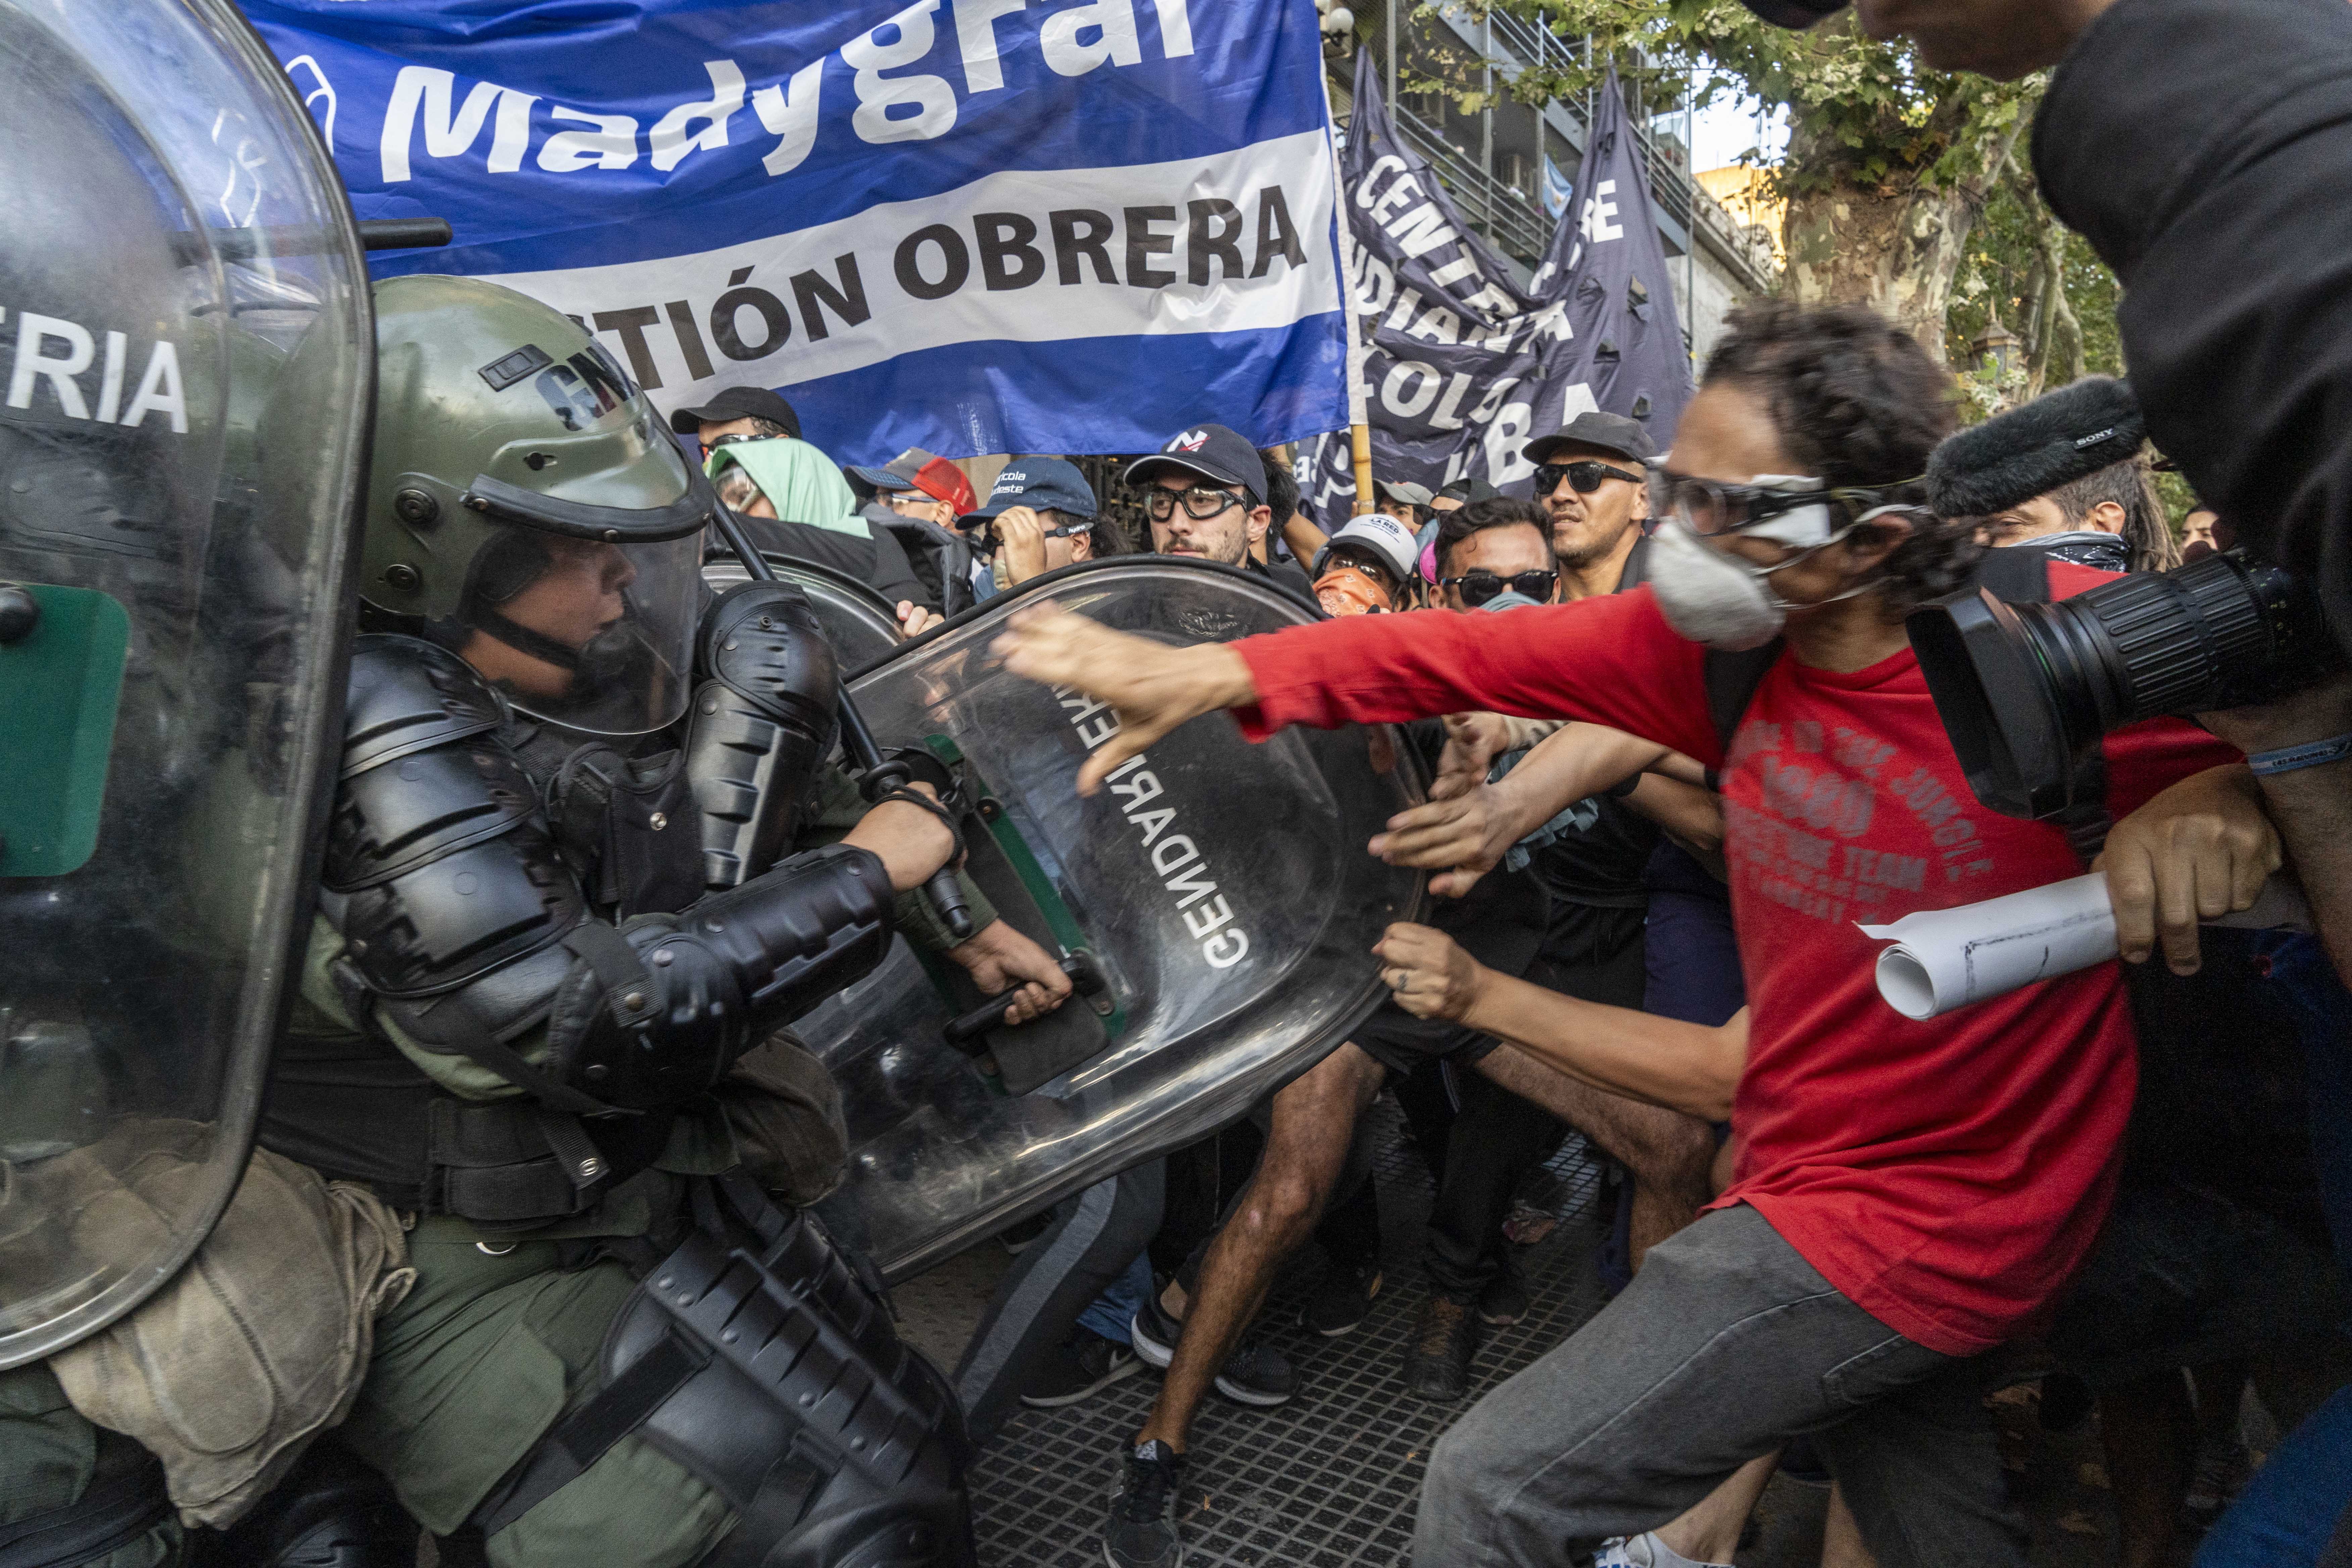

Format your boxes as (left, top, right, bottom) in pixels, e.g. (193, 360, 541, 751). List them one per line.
(698, 431, 764, 457)
(1534, 460, 1643, 497)
(1437, 569, 1558, 607)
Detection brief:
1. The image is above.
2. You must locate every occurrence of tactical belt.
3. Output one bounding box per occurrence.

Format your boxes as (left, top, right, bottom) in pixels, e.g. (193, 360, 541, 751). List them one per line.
(337, 1098, 674, 1225)
(0, 1443, 171, 1568)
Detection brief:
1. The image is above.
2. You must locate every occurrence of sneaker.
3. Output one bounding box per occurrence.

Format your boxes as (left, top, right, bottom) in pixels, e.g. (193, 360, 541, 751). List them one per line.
(1128, 1292, 1183, 1371)
(1213, 1340, 1296, 1407)
(1021, 1327, 1142, 1409)
(998, 1212, 1054, 1255)
(1404, 1295, 1480, 1400)
(1476, 1270, 1529, 1327)
(1301, 1260, 1383, 1336)
(2183, 1432, 2251, 1521)
(1104, 1440, 1186, 1568)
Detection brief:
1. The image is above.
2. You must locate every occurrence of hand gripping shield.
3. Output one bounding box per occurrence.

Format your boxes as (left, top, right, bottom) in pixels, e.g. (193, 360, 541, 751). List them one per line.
(796, 559, 1425, 1278)
(0, 0, 370, 1365)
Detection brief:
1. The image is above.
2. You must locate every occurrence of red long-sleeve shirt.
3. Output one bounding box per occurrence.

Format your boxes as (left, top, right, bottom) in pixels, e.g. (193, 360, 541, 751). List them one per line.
(1233, 573, 2238, 1353)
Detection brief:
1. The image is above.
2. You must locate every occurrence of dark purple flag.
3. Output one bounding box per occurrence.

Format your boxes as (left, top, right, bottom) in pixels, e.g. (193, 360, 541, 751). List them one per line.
(1302, 56, 1690, 519)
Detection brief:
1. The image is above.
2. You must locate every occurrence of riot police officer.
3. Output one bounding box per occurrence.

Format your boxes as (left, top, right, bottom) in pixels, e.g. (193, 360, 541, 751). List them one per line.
(251, 273, 1017, 1567)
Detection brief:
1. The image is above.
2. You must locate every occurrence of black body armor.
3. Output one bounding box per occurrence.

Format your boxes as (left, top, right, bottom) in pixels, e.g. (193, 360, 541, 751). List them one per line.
(265, 586, 885, 1225)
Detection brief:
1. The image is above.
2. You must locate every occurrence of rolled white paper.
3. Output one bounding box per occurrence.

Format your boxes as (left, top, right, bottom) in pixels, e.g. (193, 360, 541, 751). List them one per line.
(1859, 874, 2117, 1021)
(1859, 874, 2313, 1020)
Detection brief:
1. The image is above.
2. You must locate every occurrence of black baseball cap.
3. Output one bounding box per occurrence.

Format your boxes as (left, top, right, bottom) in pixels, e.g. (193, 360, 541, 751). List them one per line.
(964, 456, 1098, 522)
(1126, 423, 1267, 507)
(1435, 477, 1505, 505)
(1523, 411, 1656, 467)
(667, 384, 801, 439)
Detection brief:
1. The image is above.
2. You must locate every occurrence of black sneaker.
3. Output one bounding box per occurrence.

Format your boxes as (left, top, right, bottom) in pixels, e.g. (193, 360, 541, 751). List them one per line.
(1128, 1292, 1183, 1371)
(1213, 1340, 1296, 1407)
(1404, 1295, 1480, 1400)
(1477, 1269, 1529, 1327)
(1021, 1327, 1142, 1409)
(1104, 1440, 1186, 1568)
(1301, 1260, 1383, 1336)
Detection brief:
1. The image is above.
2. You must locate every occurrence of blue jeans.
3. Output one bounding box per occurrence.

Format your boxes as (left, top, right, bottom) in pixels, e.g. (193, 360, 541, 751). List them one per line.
(1076, 1249, 1155, 1347)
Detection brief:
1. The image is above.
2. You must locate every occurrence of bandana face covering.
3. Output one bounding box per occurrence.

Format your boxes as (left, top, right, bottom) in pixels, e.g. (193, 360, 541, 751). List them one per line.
(1314, 561, 1396, 616)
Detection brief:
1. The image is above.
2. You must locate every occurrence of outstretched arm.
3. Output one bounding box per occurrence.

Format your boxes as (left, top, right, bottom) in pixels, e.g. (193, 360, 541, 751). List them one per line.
(991, 590, 1717, 795)
(1373, 922, 1747, 1121)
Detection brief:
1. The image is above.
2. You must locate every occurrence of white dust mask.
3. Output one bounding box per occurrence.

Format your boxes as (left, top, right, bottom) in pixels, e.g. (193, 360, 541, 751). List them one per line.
(1645, 519, 1792, 651)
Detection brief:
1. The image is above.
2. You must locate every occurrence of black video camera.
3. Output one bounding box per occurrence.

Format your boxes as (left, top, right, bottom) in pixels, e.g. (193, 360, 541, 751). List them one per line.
(1906, 378, 2345, 819)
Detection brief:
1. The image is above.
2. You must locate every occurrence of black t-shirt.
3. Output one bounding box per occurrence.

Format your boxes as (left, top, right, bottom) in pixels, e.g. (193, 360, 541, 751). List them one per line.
(730, 509, 932, 610)
(1526, 795, 1658, 910)
(1401, 718, 1550, 975)
(1246, 551, 1316, 606)
(1519, 539, 1661, 909)
(2037, 0, 2352, 653)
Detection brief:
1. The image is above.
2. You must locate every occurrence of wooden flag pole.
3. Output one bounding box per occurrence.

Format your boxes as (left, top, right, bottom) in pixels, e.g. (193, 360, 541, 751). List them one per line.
(1350, 424, 1375, 513)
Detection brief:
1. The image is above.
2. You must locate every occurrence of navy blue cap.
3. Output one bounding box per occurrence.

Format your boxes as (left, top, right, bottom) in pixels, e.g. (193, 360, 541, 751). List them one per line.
(1126, 423, 1268, 508)
(963, 455, 1098, 522)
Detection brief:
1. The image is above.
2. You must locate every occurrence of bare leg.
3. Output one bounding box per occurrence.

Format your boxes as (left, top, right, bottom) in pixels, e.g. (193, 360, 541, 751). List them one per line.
(1475, 1047, 1717, 1268)
(1821, 1482, 1880, 1568)
(1648, 1452, 1779, 1564)
(1132, 1043, 1385, 1451)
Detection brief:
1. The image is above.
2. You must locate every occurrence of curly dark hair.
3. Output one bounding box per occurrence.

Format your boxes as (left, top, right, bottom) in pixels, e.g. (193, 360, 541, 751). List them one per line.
(1434, 496, 1551, 576)
(1703, 300, 1978, 615)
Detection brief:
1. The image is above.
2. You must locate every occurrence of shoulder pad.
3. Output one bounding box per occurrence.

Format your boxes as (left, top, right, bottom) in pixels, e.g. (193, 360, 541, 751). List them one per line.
(697, 581, 838, 719)
(324, 731, 542, 892)
(344, 634, 506, 779)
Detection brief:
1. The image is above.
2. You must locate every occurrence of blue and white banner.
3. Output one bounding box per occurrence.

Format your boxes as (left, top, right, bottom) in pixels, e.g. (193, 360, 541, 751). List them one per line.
(242, 0, 1351, 465)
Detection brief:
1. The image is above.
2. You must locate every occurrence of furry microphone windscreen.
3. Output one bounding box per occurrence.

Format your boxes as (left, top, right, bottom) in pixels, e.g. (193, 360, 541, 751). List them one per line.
(1925, 376, 2146, 518)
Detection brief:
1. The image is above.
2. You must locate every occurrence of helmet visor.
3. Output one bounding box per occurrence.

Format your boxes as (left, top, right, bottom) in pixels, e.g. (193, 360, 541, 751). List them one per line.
(445, 525, 703, 735)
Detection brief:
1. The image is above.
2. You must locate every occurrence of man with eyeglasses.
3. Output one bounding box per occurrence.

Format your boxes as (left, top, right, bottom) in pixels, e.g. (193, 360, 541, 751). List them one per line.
(1527, 412, 1656, 602)
(1126, 423, 1314, 599)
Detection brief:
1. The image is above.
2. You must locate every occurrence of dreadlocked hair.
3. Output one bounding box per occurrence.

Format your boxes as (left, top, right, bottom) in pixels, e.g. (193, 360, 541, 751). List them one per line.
(1704, 300, 1976, 616)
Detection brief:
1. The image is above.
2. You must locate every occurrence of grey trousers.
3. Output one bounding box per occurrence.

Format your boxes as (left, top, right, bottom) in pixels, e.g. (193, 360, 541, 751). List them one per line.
(1414, 1203, 2027, 1568)
(952, 1160, 1164, 1443)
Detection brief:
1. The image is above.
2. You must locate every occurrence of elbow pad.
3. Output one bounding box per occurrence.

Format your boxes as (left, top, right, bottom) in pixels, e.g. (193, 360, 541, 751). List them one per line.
(547, 842, 893, 1109)
(686, 581, 839, 892)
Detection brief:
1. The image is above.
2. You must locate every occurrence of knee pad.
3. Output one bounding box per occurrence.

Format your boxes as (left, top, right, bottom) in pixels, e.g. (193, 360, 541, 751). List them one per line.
(198, 1442, 415, 1568)
(473, 1189, 975, 1568)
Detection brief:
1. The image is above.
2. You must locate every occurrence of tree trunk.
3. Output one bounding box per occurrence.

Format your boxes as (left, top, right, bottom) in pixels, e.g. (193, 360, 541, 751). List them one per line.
(1780, 175, 1983, 355)
(1775, 109, 2028, 363)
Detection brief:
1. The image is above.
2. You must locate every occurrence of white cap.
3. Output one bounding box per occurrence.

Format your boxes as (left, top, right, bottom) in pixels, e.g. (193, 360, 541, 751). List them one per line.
(1313, 513, 1419, 583)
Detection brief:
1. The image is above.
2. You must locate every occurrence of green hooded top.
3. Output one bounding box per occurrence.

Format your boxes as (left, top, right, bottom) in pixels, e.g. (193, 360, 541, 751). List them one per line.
(707, 436, 870, 537)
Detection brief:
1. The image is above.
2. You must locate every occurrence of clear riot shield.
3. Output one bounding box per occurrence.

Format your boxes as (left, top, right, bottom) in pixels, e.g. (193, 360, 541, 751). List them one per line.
(0, 0, 370, 1366)
(798, 558, 1423, 1279)
(702, 551, 904, 669)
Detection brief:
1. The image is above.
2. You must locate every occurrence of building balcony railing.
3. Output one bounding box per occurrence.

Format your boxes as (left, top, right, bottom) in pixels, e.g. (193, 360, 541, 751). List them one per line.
(1392, 99, 1554, 266)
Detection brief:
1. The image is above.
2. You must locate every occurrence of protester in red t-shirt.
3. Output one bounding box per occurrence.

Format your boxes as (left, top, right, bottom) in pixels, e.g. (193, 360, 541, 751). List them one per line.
(996, 304, 2280, 1568)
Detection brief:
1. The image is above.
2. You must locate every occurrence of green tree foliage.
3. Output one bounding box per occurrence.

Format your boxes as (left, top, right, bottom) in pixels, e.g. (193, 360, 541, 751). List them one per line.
(1420, 2, 2041, 349)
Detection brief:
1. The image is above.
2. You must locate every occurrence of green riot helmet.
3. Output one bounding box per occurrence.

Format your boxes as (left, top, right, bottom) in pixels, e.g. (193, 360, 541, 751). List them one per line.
(363, 276, 716, 735)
